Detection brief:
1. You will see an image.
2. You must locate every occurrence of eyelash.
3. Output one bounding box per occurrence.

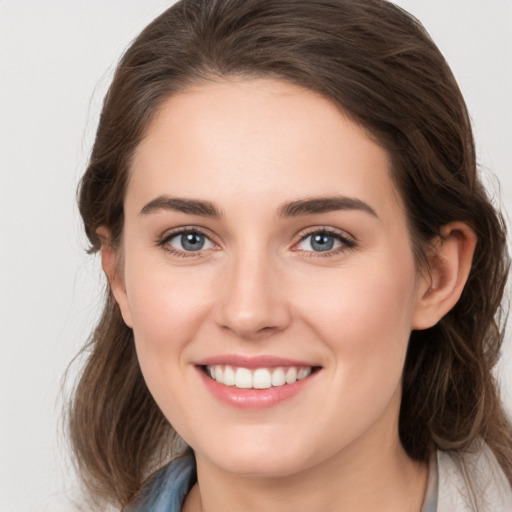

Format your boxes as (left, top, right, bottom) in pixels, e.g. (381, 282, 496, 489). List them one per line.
(157, 227, 219, 258)
(293, 227, 357, 258)
(156, 226, 356, 259)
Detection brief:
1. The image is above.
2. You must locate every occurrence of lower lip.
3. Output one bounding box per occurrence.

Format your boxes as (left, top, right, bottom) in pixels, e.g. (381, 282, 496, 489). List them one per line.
(197, 367, 318, 409)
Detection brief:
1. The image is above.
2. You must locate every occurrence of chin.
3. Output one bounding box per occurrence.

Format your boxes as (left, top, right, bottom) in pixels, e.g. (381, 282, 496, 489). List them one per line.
(214, 453, 306, 478)
(193, 431, 319, 478)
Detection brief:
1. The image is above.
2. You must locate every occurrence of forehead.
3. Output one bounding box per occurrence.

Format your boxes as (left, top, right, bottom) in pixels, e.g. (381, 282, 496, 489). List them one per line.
(128, 78, 403, 221)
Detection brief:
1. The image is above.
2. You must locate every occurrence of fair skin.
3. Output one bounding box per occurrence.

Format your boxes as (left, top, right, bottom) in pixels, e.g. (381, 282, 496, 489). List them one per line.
(100, 79, 476, 511)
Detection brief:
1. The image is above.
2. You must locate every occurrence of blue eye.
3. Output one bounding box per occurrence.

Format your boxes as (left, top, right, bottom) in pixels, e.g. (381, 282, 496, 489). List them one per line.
(309, 233, 336, 252)
(164, 230, 216, 253)
(180, 232, 205, 251)
(296, 231, 353, 253)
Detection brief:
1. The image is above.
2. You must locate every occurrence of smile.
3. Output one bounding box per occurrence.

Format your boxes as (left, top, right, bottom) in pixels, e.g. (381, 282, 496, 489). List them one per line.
(196, 356, 321, 408)
(205, 365, 313, 389)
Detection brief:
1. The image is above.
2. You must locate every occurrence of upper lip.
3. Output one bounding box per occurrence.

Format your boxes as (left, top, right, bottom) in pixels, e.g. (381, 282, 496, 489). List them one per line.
(195, 354, 319, 369)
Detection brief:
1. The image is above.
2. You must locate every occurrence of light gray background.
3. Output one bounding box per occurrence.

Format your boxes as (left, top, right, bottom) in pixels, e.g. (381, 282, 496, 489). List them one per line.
(0, 1, 511, 510)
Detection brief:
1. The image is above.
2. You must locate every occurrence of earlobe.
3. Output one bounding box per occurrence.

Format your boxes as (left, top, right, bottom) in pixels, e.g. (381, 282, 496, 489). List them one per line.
(412, 222, 477, 330)
(96, 227, 133, 328)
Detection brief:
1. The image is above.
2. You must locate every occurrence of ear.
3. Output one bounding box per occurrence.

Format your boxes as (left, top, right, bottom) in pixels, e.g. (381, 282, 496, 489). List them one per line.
(96, 226, 133, 328)
(412, 222, 477, 330)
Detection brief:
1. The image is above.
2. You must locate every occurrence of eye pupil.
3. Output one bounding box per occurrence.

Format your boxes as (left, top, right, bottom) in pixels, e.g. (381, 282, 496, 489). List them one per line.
(311, 233, 334, 252)
(181, 233, 205, 251)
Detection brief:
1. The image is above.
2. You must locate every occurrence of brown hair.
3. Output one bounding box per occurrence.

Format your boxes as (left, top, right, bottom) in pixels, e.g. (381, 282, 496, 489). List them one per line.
(70, 0, 512, 507)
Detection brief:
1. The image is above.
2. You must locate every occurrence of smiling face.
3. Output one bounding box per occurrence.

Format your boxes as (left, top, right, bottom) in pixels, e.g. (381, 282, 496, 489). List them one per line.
(110, 79, 431, 477)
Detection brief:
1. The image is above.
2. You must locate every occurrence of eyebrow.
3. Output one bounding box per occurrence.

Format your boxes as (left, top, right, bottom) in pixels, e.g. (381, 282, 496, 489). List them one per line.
(140, 196, 222, 218)
(139, 195, 377, 219)
(277, 196, 378, 218)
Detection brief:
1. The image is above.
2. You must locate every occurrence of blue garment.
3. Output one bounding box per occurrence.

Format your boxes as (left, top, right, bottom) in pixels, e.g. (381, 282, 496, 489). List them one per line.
(128, 453, 196, 512)
(130, 444, 512, 511)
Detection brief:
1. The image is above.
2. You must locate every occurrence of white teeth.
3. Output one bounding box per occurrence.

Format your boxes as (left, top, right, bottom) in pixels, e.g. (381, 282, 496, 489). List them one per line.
(205, 364, 313, 389)
(235, 367, 253, 389)
(223, 365, 235, 386)
(271, 367, 286, 387)
(214, 366, 224, 382)
(285, 367, 297, 384)
(253, 368, 272, 389)
(297, 367, 312, 380)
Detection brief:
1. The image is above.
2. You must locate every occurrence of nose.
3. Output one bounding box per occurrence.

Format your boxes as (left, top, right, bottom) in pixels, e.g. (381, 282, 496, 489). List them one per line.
(214, 249, 292, 341)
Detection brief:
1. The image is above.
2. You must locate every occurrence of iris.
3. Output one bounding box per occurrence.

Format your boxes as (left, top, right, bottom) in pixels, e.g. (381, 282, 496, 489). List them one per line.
(181, 233, 205, 251)
(310, 233, 335, 252)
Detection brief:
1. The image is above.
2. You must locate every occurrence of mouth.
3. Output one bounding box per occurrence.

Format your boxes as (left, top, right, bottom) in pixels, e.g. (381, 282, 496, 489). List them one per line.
(202, 364, 317, 390)
(195, 355, 322, 408)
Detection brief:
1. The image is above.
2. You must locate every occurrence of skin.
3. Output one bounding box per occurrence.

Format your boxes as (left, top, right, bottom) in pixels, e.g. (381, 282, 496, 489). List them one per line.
(101, 79, 476, 511)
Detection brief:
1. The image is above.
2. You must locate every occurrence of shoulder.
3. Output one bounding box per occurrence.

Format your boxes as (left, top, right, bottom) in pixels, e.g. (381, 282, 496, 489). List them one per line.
(127, 453, 196, 512)
(436, 442, 512, 512)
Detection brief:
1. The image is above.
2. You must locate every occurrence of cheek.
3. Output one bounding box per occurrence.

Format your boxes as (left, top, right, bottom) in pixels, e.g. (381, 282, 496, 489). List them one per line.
(124, 254, 212, 347)
(123, 260, 216, 431)
(304, 260, 416, 334)
(121, 254, 214, 406)
(296, 254, 418, 398)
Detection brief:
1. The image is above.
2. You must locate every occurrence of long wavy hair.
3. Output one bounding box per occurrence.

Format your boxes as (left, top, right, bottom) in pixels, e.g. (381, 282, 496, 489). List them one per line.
(69, 0, 512, 507)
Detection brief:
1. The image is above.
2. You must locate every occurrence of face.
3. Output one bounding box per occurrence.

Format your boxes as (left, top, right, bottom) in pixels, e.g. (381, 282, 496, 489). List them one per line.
(112, 79, 431, 477)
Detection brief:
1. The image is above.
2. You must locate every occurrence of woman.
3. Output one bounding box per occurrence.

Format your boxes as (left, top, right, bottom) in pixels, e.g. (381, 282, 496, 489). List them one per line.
(69, 0, 512, 510)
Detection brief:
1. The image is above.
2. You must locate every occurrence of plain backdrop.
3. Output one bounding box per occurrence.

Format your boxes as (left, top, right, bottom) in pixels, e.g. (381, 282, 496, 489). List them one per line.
(0, 1, 511, 510)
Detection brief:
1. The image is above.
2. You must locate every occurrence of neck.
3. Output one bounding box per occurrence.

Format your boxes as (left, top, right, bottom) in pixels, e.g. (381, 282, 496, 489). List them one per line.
(183, 430, 428, 512)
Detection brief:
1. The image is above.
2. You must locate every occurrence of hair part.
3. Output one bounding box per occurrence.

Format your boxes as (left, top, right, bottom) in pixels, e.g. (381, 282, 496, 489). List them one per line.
(71, 0, 511, 507)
